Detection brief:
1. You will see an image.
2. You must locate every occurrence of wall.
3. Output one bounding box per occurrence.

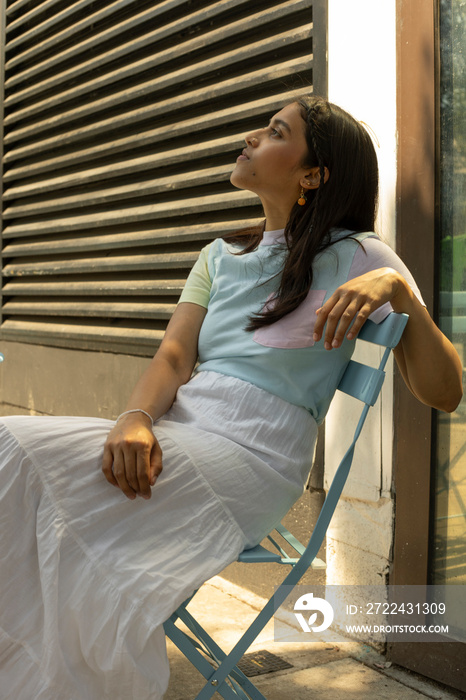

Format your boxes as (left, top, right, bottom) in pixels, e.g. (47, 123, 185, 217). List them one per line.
(1, 0, 324, 415)
(0, 340, 151, 418)
(325, 0, 398, 627)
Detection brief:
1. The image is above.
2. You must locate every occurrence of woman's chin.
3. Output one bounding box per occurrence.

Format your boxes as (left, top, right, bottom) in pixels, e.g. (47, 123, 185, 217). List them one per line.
(230, 172, 257, 195)
(229, 171, 245, 188)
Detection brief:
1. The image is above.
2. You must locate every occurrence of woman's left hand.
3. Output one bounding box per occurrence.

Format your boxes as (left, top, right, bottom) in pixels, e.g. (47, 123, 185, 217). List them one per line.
(312, 267, 404, 349)
(312, 267, 462, 413)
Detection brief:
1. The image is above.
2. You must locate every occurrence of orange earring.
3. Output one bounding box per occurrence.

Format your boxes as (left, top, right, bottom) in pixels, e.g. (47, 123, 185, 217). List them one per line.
(297, 188, 307, 206)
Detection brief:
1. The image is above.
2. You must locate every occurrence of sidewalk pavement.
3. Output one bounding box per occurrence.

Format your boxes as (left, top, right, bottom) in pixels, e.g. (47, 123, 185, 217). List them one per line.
(165, 576, 463, 700)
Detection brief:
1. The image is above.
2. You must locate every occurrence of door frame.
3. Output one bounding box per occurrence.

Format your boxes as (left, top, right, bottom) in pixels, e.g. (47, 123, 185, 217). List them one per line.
(390, 0, 464, 691)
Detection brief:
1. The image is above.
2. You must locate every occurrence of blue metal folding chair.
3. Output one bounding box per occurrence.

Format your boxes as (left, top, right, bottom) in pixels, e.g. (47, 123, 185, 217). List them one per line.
(163, 312, 409, 700)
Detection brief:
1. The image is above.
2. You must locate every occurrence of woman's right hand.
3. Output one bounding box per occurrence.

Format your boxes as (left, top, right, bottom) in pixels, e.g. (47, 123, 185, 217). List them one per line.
(102, 413, 163, 500)
(100, 302, 206, 499)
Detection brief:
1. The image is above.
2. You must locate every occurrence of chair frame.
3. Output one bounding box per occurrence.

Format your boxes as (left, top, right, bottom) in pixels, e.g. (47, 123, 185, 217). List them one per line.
(163, 312, 409, 700)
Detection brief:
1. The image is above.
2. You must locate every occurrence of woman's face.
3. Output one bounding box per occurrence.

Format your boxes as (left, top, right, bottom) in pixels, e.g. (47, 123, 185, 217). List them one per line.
(230, 102, 311, 212)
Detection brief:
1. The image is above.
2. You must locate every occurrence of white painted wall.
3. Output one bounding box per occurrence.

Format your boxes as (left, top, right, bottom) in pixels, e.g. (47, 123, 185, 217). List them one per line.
(324, 0, 398, 620)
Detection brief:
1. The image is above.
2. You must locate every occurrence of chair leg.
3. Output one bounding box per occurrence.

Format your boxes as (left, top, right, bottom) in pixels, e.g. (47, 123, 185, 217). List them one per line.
(164, 610, 268, 700)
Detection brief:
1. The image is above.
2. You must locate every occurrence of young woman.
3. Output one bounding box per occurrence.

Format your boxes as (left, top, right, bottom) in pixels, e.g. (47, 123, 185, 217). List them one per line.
(0, 96, 462, 699)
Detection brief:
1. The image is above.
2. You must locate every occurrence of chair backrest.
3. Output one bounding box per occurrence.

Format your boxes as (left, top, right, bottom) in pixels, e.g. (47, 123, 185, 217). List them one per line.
(295, 312, 408, 574)
(239, 312, 409, 579)
(338, 312, 408, 405)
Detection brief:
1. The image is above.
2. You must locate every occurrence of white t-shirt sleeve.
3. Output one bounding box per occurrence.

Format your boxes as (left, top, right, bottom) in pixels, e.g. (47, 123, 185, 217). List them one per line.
(348, 236, 425, 324)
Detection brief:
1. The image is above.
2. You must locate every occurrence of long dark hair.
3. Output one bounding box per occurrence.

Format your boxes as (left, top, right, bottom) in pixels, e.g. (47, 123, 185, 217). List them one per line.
(225, 96, 379, 330)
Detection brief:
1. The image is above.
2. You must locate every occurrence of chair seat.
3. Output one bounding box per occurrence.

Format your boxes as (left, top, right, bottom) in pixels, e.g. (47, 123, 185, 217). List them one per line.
(237, 544, 283, 564)
(238, 543, 326, 569)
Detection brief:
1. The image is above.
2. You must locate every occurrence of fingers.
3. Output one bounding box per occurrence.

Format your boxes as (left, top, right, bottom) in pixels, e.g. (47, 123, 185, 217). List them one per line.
(313, 268, 402, 349)
(323, 299, 372, 348)
(314, 292, 372, 350)
(149, 440, 163, 487)
(102, 423, 162, 501)
(102, 444, 118, 487)
(112, 448, 138, 500)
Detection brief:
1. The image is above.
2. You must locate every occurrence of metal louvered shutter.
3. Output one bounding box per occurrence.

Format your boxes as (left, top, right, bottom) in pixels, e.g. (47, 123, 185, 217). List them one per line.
(1, 0, 328, 356)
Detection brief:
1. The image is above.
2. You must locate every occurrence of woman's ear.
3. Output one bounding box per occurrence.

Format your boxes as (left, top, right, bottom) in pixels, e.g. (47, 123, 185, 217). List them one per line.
(301, 166, 330, 190)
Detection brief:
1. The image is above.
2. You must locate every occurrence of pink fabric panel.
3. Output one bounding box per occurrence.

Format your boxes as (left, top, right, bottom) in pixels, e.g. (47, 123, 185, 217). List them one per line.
(253, 290, 326, 348)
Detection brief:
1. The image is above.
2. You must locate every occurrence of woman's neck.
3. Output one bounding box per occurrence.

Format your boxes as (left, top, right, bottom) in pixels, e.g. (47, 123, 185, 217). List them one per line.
(262, 198, 294, 231)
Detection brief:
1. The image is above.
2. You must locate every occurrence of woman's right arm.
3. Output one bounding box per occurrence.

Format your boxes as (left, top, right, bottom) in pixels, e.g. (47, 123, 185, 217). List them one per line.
(102, 302, 207, 500)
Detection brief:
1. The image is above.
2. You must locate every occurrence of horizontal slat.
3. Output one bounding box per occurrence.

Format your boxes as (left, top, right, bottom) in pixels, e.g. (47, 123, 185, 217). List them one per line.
(358, 313, 409, 348)
(2, 191, 260, 237)
(6, 0, 35, 18)
(237, 545, 282, 563)
(0, 319, 166, 354)
(338, 361, 386, 406)
(1, 221, 251, 257)
(3, 251, 200, 276)
(2, 280, 187, 296)
(3, 300, 176, 319)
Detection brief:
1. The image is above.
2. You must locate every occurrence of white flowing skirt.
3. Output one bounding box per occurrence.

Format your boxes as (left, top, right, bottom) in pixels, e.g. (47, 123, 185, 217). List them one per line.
(0, 371, 317, 700)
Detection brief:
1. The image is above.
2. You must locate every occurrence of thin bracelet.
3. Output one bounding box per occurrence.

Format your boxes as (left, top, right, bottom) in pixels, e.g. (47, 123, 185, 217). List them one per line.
(116, 409, 154, 426)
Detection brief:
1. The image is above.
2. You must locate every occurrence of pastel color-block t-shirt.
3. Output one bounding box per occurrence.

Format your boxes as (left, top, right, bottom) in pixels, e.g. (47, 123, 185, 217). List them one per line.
(179, 229, 423, 424)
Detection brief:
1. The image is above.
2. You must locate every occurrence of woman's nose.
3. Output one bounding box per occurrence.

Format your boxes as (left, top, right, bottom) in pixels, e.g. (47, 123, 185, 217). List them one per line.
(245, 133, 260, 147)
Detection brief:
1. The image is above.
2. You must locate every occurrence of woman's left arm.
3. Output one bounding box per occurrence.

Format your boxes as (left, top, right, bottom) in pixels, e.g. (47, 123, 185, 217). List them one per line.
(313, 267, 463, 413)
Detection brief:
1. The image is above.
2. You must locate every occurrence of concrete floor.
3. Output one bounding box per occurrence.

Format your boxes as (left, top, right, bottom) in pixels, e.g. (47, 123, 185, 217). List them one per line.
(164, 577, 464, 700)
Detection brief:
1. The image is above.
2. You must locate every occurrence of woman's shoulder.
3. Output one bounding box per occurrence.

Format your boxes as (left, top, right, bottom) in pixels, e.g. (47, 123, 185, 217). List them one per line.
(329, 228, 378, 245)
(327, 229, 408, 276)
(197, 236, 244, 280)
(327, 229, 395, 263)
